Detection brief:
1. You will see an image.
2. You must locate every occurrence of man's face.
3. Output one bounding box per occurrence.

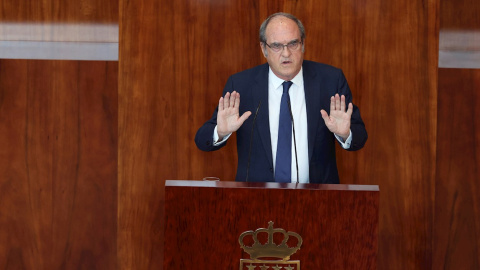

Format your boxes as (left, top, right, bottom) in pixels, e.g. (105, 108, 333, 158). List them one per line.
(260, 16, 304, 81)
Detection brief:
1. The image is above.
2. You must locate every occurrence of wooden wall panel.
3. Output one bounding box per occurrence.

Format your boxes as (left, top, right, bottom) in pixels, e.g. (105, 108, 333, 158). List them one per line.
(171, 1, 264, 181)
(325, 1, 439, 269)
(434, 0, 480, 269)
(0, 60, 118, 269)
(0, 0, 118, 23)
(119, 2, 266, 268)
(119, 0, 438, 269)
(441, 0, 480, 29)
(434, 69, 480, 269)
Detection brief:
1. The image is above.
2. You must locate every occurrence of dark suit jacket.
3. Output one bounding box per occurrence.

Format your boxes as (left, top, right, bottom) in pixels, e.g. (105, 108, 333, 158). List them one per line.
(195, 60, 367, 184)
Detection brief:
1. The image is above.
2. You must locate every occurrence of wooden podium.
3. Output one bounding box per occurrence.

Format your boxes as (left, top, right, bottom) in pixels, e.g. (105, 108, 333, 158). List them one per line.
(164, 180, 379, 269)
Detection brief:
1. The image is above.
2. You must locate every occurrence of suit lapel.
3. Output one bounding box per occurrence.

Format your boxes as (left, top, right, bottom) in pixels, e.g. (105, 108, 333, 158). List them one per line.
(252, 64, 273, 167)
(303, 63, 321, 162)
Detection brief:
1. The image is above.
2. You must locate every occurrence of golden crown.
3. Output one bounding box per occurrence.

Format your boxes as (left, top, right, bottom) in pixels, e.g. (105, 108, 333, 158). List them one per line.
(238, 221, 303, 260)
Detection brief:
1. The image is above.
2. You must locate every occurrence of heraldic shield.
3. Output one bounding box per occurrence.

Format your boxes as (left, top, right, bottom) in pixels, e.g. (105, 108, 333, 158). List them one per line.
(238, 221, 303, 270)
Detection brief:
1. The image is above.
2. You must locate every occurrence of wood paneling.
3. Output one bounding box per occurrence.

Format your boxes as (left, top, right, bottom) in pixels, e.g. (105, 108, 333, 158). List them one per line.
(119, 1, 438, 270)
(434, 0, 480, 268)
(328, 1, 439, 269)
(0, 0, 118, 23)
(441, 0, 480, 30)
(5, 0, 479, 269)
(118, 0, 438, 269)
(118, 2, 263, 268)
(433, 68, 480, 269)
(0, 59, 118, 269)
(165, 181, 379, 269)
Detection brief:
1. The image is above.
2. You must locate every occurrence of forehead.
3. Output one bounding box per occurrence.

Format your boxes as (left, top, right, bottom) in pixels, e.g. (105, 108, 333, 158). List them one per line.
(265, 16, 301, 43)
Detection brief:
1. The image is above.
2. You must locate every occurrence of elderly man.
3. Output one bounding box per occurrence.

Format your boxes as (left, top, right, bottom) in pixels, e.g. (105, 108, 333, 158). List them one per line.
(195, 12, 367, 184)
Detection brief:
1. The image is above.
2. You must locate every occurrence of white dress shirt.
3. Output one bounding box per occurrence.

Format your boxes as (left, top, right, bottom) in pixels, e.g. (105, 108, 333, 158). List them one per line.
(268, 68, 309, 183)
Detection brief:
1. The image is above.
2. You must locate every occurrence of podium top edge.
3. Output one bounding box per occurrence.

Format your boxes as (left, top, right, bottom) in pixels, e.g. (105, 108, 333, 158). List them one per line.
(165, 180, 379, 191)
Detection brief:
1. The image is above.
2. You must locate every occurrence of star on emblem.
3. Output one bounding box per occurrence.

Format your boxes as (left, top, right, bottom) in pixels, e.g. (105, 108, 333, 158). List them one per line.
(246, 264, 257, 270)
(284, 265, 295, 270)
(260, 264, 270, 270)
(271, 265, 282, 270)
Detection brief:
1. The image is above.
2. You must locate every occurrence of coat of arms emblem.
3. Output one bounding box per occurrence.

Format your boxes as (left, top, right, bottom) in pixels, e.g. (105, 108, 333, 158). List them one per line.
(238, 221, 303, 270)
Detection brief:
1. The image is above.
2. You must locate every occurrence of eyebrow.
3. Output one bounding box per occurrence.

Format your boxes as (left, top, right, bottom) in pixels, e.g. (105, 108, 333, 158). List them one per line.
(271, 39, 300, 45)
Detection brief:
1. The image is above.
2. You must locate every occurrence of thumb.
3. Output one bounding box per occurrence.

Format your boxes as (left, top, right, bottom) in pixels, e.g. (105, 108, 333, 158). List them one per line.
(320, 109, 329, 121)
(346, 103, 353, 117)
(238, 111, 252, 124)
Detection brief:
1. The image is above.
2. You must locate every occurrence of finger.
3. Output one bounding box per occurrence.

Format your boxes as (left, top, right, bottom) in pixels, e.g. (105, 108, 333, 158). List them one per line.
(346, 103, 353, 116)
(340, 95, 346, 112)
(219, 97, 224, 111)
(229, 91, 236, 108)
(224, 92, 231, 108)
(335, 94, 341, 111)
(330, 96, 335, 112)
(234, 91, 241, 109)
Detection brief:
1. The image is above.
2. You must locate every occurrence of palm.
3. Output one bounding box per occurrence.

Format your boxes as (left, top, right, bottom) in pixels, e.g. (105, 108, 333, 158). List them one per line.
(217, 91, 251, 139)
(320, 94, 352, 139)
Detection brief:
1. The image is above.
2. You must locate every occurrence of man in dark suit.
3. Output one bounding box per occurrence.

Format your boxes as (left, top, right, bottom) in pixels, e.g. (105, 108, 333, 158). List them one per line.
(195, 12, 367, 184)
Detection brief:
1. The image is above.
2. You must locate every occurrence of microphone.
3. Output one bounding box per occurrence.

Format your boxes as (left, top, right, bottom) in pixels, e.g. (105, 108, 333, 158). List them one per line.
(245, 100, 262, 182)
(287, 99, 299, 183)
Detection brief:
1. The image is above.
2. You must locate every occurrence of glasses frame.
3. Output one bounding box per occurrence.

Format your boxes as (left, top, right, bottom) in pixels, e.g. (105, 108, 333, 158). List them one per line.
(264, 39, 303, 53)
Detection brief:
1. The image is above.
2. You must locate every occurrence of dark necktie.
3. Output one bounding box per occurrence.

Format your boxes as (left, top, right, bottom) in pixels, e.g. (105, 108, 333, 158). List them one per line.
(275, 81, 293, 183)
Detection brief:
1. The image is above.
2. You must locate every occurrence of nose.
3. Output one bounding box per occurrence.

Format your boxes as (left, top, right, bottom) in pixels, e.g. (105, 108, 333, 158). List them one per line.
(281, 46, 292, 57)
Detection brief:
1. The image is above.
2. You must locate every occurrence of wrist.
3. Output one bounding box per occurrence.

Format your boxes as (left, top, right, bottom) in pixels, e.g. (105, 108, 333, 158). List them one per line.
(217, 131, 227, 141)
(335, 131, 349, 141)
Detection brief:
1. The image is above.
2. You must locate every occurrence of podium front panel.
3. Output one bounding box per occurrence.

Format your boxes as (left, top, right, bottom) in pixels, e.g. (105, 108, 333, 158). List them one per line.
(164, 180, 379, 269)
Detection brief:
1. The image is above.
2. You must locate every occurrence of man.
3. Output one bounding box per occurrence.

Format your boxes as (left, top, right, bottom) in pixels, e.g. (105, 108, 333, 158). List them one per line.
(195, 12, 367, 184)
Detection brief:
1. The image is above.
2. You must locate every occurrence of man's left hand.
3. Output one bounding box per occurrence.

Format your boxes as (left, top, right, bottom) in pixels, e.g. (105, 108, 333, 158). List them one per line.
(320, 94, 352, 140)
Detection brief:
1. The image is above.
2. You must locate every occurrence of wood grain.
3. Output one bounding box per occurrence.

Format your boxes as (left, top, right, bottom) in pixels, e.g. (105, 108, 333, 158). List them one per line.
(441, 0, 480, 30)
(0, 59, 118, 269)
(118, 2, 266, 268)
(433, 68, 480, 269)
(434, 0, 480, 268)
(118, 0, 438, 269)
(0, 0, 118, 23)
(164, 181, 379, 269)
(323, 1, 438, 269)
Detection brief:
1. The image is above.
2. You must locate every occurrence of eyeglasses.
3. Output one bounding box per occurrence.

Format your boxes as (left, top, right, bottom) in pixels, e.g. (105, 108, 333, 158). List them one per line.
(264, 40, 302, 53)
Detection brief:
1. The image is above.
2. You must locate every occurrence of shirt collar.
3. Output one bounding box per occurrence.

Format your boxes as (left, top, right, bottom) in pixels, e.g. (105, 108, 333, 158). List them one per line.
(268, 67, 304, 90)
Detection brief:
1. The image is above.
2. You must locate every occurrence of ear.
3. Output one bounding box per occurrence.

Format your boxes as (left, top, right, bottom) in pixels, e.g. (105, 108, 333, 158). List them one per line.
(260, 42, 268, 58)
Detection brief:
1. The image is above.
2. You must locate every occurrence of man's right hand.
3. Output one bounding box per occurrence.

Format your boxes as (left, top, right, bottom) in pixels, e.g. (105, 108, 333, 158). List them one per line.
(217, 91, 252, 140)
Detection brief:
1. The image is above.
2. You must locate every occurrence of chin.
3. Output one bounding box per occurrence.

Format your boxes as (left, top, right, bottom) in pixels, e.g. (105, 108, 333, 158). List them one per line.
(282, 71, 296, 80)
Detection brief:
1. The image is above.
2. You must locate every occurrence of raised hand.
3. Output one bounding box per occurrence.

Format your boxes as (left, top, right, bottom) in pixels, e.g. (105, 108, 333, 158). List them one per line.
(217, 91, 252, 140)
(320, 94, 353, 140)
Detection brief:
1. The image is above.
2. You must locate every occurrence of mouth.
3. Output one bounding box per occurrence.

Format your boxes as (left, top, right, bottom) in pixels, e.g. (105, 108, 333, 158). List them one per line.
(281, 60, 292, 65)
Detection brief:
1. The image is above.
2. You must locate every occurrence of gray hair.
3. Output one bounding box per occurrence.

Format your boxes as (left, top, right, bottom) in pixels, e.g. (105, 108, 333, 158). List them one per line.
(259, 12, 306, 44)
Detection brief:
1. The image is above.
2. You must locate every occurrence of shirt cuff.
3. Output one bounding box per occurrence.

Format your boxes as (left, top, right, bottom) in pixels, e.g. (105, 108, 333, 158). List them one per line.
(213, 125, 232, 146)
(334, 129, 352, 149)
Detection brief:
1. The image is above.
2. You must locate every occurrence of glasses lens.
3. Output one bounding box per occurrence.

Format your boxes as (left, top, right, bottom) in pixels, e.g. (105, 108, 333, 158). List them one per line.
(270, 43, 282, 52)
(267, 41, 301, 52)
(287, 41, 299, 50)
